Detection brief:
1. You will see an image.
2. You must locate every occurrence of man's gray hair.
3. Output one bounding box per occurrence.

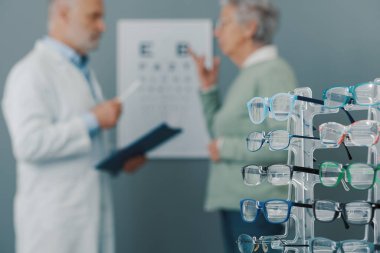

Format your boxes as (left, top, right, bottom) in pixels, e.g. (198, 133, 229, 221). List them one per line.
(221, 0, 279, 45)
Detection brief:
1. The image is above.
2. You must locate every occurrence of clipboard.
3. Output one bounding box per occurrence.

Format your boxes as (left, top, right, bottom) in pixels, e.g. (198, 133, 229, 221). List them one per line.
(96, 123, 182, 175)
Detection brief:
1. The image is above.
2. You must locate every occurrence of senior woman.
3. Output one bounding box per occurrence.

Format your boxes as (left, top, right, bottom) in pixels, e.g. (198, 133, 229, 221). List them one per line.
(191, 0, 297, 252)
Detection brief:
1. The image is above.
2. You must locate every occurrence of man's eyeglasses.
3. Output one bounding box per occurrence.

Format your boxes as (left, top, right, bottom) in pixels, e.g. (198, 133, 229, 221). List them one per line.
(319, 120, 380, 147)
(240, 199, 380, 229)
(322, 82, 380, 108)
(241, 162, 380, 190)
(246, 93, 325, 124)
(246, 130, 319, 152)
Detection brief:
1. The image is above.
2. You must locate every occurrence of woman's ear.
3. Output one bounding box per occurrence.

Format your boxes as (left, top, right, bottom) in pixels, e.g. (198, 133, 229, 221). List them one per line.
(244, 21, 258, 39)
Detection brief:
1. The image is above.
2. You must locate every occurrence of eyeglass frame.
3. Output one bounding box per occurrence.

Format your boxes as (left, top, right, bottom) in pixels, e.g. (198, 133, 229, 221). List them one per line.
(240, 198, 380, 229)
(280, 237, 380, 252)
(319, 120, 380, 146)
(241, 164, 319, 186)
(247, 92, 356, 124)
(322, 82, 380, 108)
(240, 198, 312, 224)
(246, 93, 326, 124)
(318, 162, 380, 190)
(246, 130, 319, 152)
(311, 200, 380, 229)
(241, 162, 380, 190)
(236, 234, 307, 253)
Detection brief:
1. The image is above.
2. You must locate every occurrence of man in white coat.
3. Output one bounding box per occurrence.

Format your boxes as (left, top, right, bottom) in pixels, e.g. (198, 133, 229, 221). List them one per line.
(2, 0, 145, 252)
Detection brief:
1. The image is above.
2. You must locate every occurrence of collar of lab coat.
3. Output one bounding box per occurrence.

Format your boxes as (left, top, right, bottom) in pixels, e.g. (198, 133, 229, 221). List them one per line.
(242, 45, 278, 69)
(42, 36, 89, 69)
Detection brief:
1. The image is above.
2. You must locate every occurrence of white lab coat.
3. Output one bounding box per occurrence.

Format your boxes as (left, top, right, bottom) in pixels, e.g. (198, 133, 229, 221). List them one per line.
(2, 41, 115, 253)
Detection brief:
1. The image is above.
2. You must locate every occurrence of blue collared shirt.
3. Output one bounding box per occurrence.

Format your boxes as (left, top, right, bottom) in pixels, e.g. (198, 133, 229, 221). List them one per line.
(42, 36, 100, 137)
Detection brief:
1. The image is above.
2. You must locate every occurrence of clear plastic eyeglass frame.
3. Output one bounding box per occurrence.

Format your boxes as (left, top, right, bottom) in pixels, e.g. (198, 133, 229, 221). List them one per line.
(319, 120, 380, 147)
(246, 93, 325, 124)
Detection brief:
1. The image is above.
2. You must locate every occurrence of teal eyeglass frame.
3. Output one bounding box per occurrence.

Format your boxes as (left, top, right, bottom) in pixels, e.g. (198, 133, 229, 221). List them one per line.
(319, 162, 380, 190)
(246, 93, 325, 124)
(322, 82, 380, 108)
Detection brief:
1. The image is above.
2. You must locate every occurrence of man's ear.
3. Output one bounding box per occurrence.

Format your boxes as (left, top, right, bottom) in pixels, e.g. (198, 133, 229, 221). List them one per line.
(57, 2, 70, 24)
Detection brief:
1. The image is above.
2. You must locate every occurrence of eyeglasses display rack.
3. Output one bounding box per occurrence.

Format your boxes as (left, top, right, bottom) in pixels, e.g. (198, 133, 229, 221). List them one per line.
(343, 100, 380, 248)
(270, 87, 341, 252)
(240, 82, 380, 253)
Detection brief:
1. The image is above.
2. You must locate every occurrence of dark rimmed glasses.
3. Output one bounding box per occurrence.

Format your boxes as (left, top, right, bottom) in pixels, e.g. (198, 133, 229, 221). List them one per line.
(240, 199, 380, 229)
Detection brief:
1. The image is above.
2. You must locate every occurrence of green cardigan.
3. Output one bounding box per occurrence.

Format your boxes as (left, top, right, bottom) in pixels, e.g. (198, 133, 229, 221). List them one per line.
(200, 57, 297, 211)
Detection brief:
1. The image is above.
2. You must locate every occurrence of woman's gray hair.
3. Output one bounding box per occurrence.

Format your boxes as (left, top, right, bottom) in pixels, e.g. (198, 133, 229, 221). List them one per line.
(221, 0, 279, 45)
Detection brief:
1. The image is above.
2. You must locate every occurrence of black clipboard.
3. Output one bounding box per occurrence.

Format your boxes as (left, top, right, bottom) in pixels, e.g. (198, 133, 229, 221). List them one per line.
(96, 123, 182, 175)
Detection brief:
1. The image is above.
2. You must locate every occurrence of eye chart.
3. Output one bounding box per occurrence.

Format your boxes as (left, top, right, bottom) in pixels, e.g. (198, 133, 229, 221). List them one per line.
(117, 19, 212, 158)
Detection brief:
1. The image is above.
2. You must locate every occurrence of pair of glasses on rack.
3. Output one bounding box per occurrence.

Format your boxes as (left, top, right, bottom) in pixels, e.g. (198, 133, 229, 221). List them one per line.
(246, 93, 324, 124)
(323, 81, 380, 108)
(246, 130, 319, 152)
(236, 234, 300, 253)
(241, 162, 380, 191)
(246, 120, 377, 153)
(284, 238, 380, 253)
(246, 92, 356, 125)
(319, 120, 380, 147)
(237, 235, 380, 253)
(240, 199, 380, 229)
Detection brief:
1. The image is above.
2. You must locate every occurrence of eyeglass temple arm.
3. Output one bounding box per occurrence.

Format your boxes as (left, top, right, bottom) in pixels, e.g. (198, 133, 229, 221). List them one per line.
(342, 142, 353, 160)
(341, 108, 355, 123)
(292, 165, 319, 175)
(339, 207, 350, 229)
(296, 95, 356, 123)
(293, 202, 313, 209)
(296, 95, 324, 105)
(283, 244, 309, 248)
(292, 135, 319, 140)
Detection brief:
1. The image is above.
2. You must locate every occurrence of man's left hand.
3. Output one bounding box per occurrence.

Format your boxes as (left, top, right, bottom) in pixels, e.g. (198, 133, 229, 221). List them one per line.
(123, 155, 146, 173)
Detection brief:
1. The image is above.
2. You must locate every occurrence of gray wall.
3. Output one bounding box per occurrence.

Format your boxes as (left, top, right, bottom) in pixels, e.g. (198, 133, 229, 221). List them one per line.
(1, 0, 380, 252)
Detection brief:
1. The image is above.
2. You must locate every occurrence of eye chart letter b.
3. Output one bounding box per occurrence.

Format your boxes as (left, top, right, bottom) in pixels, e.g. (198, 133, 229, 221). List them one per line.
(117, 19, 212, 158)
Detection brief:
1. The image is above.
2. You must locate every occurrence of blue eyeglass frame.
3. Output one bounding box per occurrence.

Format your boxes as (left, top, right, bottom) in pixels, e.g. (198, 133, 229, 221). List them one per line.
(322, 82, 380, 108)
(246, 130, 319, 152)
(240, 198, 312, 224)
(246, 93, 324, 124)
(310, 237, 380, 252)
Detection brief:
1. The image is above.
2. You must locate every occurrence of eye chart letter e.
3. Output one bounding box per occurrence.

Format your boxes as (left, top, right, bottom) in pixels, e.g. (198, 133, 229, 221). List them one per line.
(117, 19, 212, 158)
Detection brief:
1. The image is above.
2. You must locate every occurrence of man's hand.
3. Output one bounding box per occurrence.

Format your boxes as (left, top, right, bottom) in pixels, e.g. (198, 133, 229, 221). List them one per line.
(189, 49, 220, 91)
(208, 140, 220, 162)
(92, 99, 122, 129)
(123, 155, 146, 173)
